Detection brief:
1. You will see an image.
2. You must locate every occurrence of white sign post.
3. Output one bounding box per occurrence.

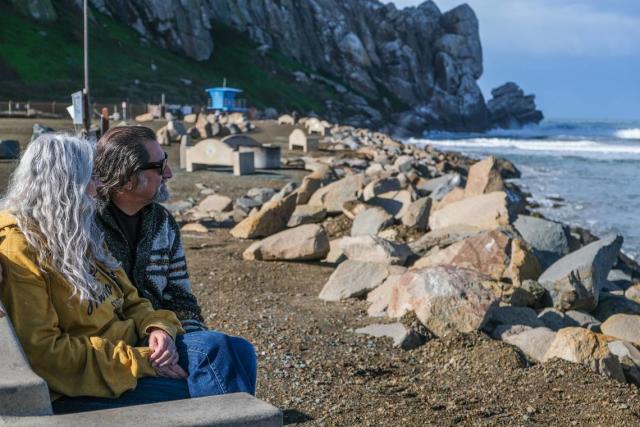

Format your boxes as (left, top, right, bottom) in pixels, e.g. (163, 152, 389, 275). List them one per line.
(69, 91, 83, 125)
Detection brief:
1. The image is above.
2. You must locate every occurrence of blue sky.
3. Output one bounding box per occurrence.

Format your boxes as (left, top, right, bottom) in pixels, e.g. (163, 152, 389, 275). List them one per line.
(390, 0, 640, 120)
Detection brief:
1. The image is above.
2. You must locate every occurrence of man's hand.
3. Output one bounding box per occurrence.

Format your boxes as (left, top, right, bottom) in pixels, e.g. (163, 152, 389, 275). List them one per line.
(148, 328, 179, 368)
(148, 328, 188, 379)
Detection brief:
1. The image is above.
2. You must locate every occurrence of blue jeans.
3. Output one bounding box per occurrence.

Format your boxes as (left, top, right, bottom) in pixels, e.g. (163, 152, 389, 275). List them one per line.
(52, 331, 257, 414)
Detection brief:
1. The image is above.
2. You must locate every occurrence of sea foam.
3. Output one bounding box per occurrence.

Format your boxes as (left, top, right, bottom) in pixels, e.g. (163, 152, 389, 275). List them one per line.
(615, 128, 640, 140)
(406, 137, 640, 156)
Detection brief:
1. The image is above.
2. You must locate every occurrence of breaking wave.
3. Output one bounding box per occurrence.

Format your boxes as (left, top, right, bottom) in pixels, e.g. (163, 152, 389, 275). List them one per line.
(616, 128, 640, 140)
(406, 137, 640, 157)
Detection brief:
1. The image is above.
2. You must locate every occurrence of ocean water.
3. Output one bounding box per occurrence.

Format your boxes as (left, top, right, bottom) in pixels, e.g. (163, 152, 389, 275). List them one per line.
(406, 119, 640, 260)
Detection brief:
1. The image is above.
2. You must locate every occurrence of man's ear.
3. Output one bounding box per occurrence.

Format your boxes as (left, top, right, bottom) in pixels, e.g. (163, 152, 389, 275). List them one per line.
(124, 177, 136, 191)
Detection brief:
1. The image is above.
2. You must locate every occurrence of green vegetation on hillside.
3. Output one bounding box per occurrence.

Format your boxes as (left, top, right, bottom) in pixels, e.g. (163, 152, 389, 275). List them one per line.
(0, 0, 342, 113)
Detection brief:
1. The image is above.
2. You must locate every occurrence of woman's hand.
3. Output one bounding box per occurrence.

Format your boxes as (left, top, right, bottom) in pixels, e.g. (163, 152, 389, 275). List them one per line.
(148, 328, 187, 379)
(155, 363, 188, 379)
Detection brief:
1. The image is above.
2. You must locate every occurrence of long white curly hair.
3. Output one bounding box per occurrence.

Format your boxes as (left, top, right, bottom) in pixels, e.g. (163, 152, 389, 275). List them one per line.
(2, 133, 118, 301)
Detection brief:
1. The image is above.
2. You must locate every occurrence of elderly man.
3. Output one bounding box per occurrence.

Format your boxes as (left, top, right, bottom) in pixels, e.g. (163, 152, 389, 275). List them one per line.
(94, 126, 206, 332)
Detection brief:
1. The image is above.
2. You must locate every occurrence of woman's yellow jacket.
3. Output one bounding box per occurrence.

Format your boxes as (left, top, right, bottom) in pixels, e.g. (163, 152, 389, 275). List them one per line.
(0, 211, 184, 400)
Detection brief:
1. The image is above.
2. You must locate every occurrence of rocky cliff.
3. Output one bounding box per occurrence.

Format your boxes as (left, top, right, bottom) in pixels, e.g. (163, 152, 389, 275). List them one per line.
(11, 0, 542, 134)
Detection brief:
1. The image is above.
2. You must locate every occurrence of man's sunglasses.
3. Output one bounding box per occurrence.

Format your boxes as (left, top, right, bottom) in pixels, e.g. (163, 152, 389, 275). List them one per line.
(139, 152, 168, 175)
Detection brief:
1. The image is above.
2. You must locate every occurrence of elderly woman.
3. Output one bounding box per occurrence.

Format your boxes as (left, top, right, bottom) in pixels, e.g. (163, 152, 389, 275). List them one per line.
(0, 134, 256, 414)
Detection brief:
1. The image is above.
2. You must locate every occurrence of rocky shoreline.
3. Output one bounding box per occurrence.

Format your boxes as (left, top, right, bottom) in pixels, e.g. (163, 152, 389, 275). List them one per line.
(165, 114, 640, 393)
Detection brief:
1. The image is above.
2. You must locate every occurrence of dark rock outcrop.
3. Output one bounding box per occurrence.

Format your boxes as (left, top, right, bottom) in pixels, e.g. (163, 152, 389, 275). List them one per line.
(487, 82, 544, 129)
(12, 0, 542, 133)
(91, 0, 490, 132)
(89, 0, 214, 61)
(8, 0, 57, 22)
(209, 1, 490, 131)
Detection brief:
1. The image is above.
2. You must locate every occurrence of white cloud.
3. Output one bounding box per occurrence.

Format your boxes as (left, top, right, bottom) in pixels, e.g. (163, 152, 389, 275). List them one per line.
(391, 0, 640, 57)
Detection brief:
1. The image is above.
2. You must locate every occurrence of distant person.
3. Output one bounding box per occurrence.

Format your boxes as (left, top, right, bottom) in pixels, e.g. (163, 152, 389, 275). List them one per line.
(93, 126, 206, 332)
(0, 134, 256, 413)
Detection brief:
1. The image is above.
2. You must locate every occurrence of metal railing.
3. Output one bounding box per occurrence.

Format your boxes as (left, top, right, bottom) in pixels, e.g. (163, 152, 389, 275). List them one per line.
(0, 100, 203, 120)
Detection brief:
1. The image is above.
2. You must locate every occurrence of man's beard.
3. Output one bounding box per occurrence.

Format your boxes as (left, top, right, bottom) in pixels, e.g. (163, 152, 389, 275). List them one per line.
(152, 182, 171, 203)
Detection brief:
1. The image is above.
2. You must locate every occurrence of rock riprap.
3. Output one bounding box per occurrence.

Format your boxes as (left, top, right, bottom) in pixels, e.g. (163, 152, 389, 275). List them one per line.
(351, 207, 393, 236)
(429, 191, 511, 231)
(385, 266, 501, 337)
(464, 156, 504, 197)
(514, 215, 570, 269)
(503, 327, 556, 363)
(543, 327, 625, 382)
(319, 260, 390, 301)
(231, 192, 297, 239)
(340, 235, 412, 266)
(308, 174, 366, 213)
(538, 234, 623, 312)
(243, 224, 329, 261)
(601, 314, 640, 345)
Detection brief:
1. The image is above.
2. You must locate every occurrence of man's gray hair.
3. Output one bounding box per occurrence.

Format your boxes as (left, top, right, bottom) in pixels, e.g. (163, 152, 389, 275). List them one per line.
(2, 133, 118, 301)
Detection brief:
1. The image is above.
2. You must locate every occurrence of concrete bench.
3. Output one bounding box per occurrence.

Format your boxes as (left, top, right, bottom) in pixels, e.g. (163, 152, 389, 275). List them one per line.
(0, 300, 282, 426)
(289, 129, 318, 153)
(182, 137, 280, 173)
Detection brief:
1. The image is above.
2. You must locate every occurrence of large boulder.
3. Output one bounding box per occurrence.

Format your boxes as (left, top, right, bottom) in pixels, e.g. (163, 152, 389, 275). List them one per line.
(319, 260, 390, 301)
(429, 191, 511, 231)
(243, 224, 329, 261)
(503, 327, 557, 363)
(235, 197, 262, 215)
(287, 205, 327, 227)
(508, 238, 543, 287)
(401, 197, 432, 231)
(277, 114, 295, 125)
(308, 174, 366, 213)
(626, 283, 640, 303)
(362, 176, 405, 201)
(543, 327, 625, 382)
(413, 230, 539, 286)
(486, 306, 544, 330)
(368, 190, 413, 219)
(196, 194, 233, 213)
(413, 230, 512, 280)
(247, 187, 277, 204)
(416, 173, 462, 200)
(408, 224, 483, 256)
(513, 215, 570, 269)
(230, 192, 297, 239)
(340, 235, 412, 266)
(351, 207, 393, 236)
(601, 314, 640, 345)
(594, 293, 640, 321)
(464, 156, 504, 197)
(386, 266, 501, 336)
(296, 167, 330, 205)
(608, 340, 640, 385)
(195, 114, 212, 139)
(538, 234, 623, 312)
(436, 187, 465, 210)
(366, 272, 405, 317)
(167, 120, 187, 141)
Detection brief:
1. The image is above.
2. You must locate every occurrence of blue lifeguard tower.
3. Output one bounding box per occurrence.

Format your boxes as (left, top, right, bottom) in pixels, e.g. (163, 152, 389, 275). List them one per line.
(205, 86, 247, 112)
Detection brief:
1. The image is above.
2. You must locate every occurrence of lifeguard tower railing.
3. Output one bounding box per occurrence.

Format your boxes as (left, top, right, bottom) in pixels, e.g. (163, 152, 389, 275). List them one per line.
(205, 87, 247, 112)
